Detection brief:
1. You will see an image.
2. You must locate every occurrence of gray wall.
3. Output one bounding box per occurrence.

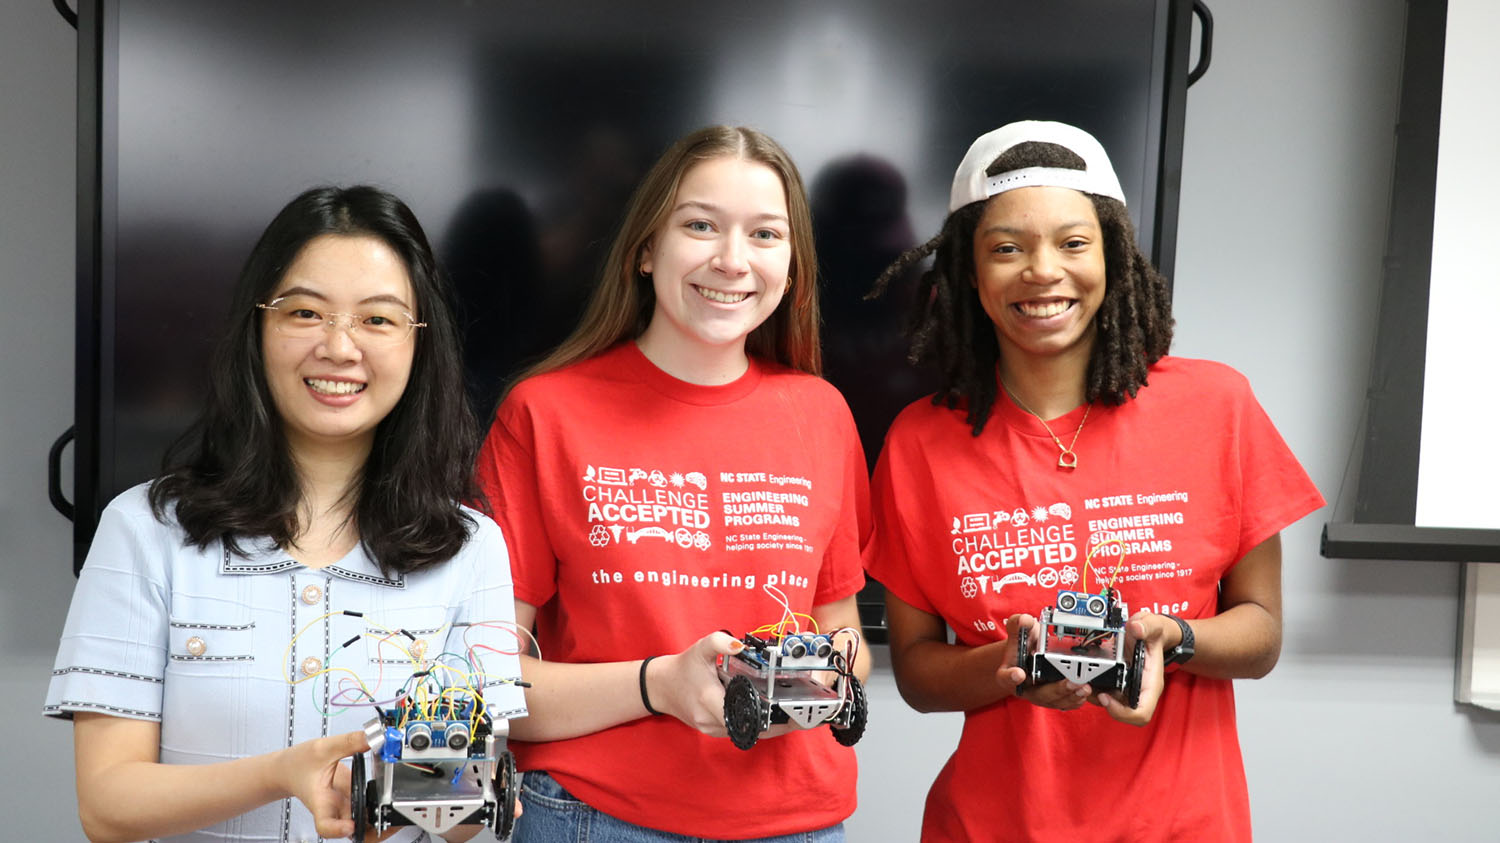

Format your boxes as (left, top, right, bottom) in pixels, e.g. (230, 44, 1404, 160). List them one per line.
(5, 1, 1497, 840)
(0, 0, 86, 839)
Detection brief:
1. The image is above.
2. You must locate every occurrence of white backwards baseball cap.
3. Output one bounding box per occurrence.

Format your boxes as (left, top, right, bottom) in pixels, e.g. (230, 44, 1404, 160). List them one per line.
(947, 120, 1126, 213)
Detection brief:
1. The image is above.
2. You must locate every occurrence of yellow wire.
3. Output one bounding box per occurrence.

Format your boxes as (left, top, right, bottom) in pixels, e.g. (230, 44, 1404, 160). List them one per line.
(1083, 538, 1129, 594)
(749, 612, 820, 639)
(285, 612, 516, 742)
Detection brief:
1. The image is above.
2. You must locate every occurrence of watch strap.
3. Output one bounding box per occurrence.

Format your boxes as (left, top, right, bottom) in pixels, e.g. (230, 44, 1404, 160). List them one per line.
(1162, 613, 1195, 666)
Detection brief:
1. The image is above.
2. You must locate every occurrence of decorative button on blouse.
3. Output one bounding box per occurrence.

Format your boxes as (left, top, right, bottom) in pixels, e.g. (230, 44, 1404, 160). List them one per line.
(300, 657, 322, 676)
(185, 636, 207, 657)
(300, 584, 323, 605)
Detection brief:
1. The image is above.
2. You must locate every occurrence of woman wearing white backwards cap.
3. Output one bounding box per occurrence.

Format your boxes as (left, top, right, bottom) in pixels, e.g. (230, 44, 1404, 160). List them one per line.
(864, 121, 1323, 841)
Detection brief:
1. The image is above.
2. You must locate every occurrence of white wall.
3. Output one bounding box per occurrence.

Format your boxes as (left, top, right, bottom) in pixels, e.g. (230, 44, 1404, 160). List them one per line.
(7, 2, 1498, 841)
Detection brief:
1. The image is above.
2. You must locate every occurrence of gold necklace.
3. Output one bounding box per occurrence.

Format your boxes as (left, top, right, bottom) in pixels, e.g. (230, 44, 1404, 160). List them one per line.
(1003, 386, 1091, 469)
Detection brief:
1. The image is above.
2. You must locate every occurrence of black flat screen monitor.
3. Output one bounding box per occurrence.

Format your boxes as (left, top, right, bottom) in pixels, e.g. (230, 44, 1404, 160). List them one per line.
(71, 0, 1197, 592)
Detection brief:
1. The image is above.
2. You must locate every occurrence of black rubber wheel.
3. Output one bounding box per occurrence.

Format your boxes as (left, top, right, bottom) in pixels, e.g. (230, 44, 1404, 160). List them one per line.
(724, 674, 763, 750)
(350, 750, 367, 842)
(1016, 625, 1032, 686)
(1127, 638, 1147, 709)
(490, 749, 517, 840)
(831, 674, 867, 747)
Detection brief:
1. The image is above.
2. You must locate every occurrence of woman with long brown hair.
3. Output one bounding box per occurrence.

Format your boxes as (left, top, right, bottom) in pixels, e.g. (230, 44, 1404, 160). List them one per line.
(476, 126, 870, 842)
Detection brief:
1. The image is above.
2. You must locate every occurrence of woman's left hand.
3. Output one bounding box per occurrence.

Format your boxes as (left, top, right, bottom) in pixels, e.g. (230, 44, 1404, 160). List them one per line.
(1094, 611, 1168, 726)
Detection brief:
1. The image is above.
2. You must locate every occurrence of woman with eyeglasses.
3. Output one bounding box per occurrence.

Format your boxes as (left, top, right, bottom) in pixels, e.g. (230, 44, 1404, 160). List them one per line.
(45, 185, 525, 842)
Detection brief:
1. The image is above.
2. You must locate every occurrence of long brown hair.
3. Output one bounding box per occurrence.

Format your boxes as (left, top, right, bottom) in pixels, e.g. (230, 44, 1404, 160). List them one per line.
(513, 126, 821, 390)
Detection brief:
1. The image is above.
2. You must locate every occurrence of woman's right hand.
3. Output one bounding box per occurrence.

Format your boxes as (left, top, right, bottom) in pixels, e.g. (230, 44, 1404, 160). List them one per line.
(274, 729, 372, 840)
(1006, 613, 1091, 711)
(643, 631, 746, 737)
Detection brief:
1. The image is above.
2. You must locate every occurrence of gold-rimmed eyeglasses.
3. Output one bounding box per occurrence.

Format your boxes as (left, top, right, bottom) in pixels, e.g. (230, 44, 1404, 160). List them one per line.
(257, 294, 425, 348)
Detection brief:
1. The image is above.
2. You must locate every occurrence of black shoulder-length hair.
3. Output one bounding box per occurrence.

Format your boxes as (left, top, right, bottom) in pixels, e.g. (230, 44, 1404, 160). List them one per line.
(871, 141, 1175, 435)
(149, 185, 480, 576)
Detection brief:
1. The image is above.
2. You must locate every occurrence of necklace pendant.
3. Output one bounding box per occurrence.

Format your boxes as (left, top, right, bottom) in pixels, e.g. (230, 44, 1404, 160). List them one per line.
(1057, 450, 1078, 469)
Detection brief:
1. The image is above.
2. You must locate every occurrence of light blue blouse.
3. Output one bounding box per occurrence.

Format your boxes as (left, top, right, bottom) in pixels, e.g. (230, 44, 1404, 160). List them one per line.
(44, 483, 527, 843)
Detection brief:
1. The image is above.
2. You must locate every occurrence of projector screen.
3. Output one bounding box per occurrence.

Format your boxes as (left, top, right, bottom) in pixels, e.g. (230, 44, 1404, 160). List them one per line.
(1321, 0, 1500, 562)
(1414, 0, 1500, 531)
(1320, 0, 1500, 710)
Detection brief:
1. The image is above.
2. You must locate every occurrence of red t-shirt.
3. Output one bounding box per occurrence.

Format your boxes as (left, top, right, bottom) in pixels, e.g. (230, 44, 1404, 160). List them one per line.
(866, 357, 1324, 843)
(476, 342, 870, 838)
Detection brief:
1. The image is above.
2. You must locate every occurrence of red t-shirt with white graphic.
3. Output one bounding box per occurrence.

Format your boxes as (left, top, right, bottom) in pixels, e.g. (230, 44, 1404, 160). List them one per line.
(866, 357, 1323, 843)
(476, 342, 869, 838)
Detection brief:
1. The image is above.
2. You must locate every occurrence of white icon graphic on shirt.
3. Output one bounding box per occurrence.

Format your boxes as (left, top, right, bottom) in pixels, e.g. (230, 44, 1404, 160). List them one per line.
(589, 525, 611, 547)
(958, 571, 1037, 600)
(587, 465, 709, 490)
(586, 465, 629, 486)
(1036, 567, 1060, 589)
(996, 571, 1036, 592)
(952, 502, 1074, 534)
(627, 526, 670, 544)
(961, 513, 991, 534)
(624, 526, 711, 549)
(1059, 566, 1080, 586)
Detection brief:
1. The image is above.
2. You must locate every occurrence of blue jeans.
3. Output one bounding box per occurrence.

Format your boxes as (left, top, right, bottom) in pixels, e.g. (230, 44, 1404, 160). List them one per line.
(514, 770, 846, 843)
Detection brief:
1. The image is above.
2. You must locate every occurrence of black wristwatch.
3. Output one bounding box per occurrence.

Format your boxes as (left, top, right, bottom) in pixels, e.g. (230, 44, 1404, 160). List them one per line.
(1162, 614, 1195, 666)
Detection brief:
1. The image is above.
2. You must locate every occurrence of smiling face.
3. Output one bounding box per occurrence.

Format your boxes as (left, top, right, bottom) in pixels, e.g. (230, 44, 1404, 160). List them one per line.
(260, 233, 417, 457)
(635, 156, 793, 382)
(972, 185, 1107, 373)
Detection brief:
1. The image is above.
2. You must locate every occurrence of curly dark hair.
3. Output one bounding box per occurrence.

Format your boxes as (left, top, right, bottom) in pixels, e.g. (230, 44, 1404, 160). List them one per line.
(149, 185, 479, 576)
(871, 141, 1174, 435)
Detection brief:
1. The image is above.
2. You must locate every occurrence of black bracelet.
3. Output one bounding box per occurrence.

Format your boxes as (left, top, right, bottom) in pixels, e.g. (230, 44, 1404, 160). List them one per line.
(639, 655, 662, 716)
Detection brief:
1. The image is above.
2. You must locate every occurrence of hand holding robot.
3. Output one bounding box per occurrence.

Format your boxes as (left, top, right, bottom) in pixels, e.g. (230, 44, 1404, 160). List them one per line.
(713, 586, 867, 751)
(1011, 541, 1171, 724)
(640, 631, 748, 738)
(282, 611, 530, 841)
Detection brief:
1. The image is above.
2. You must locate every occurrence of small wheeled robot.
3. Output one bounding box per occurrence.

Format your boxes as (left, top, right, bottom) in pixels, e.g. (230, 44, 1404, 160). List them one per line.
(1018, 589, 1145, 708)
(351, 697, 518, 840)
(718, 631, 867, 750)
